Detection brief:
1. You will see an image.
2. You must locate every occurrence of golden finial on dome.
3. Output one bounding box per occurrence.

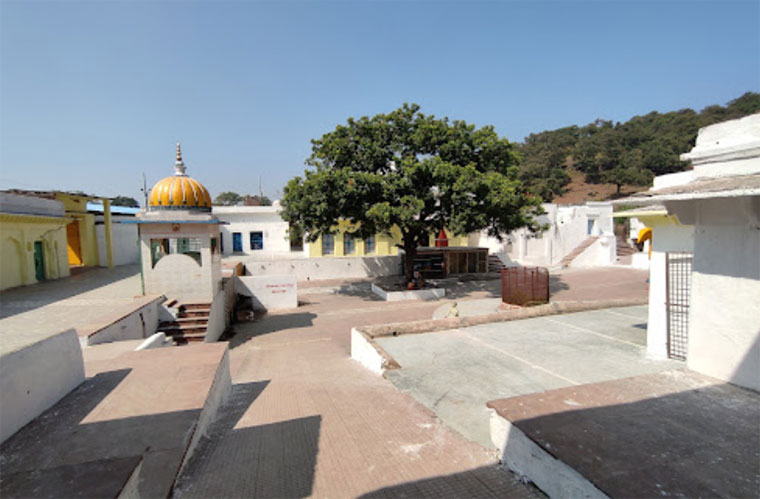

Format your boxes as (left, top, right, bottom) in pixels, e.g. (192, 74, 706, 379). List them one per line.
(174, 141, 187, 175)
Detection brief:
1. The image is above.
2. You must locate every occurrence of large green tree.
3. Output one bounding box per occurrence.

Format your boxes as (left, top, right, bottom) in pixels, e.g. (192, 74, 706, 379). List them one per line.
(214, 191, 244, 206)
(281, 103, 543, 282)
(111, 195, 139, 207)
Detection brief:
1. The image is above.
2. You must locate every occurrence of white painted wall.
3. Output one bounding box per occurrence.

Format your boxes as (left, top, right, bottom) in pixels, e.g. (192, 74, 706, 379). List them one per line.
(240, 254, 402, 281)
(644, 223, 695, 359)
(204, 277, 236, 342)
(95, 216, 139, 266)
(84, 296, 163, 346)
(668, 196, 760, 390)
(139, 223, 222, 302)
(568, 234, 616, 268)
(485, 202, 616, 268)
(235, 274, 298, 310)
(213, 206, 292, 256)
(0, 329, 85, 444)
(350, 328, 386, 375)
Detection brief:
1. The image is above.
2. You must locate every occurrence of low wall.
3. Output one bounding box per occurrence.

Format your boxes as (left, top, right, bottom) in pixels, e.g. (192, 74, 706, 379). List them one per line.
(241, 255, 401, 281)
(569, 234, 616, 268)
(370, 283, 446, 301)
(0, 330, 85, 444)
(351, 298, 649, 375)
(82, 295, 164, 347)
(235, 275, 298, 311)
(205, 277, 237, 343)
(489, 411, 608, 499)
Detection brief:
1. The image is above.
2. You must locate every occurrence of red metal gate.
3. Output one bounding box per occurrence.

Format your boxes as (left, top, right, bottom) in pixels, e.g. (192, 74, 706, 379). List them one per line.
(501, 267, 549, 306)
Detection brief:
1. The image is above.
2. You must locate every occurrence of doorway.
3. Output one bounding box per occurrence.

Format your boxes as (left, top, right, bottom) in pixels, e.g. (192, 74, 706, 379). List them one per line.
(33, 241, 45, 282)
(67, 220, 83, 265)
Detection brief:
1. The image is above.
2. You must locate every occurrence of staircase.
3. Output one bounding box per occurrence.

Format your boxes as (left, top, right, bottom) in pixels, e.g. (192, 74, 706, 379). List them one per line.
(560, 236, 598, 268)
(159, 302, 211, 345)
(488, 254, 507, 273)
(616, 239, 637, 265)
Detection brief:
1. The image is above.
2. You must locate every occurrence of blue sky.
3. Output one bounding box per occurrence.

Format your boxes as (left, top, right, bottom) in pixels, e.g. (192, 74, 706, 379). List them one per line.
(1, 1, 758, 203)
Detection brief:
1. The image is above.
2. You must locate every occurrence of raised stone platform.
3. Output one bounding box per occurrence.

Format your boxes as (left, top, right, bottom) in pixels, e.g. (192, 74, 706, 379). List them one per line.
(488, 370, 760, 498)
(0, 343, 231, 498)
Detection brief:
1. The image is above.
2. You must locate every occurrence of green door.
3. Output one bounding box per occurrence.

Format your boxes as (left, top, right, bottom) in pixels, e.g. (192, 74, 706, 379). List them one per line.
(33, 241, 45, 282)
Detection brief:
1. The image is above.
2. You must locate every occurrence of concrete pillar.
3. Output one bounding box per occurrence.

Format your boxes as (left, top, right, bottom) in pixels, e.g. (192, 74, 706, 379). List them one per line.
(103, 199, 114, 268)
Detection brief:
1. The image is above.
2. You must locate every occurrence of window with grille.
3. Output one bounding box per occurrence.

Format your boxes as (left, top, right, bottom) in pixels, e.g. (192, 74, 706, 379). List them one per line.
(364, 235, 375, 254)
(344, 234, 355, 255)
(322, 234, 335, 255)
(250, 231, 264, 250)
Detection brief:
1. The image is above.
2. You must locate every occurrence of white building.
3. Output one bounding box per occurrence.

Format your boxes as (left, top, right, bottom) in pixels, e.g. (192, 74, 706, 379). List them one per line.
(617, 113, 760, 392)
(212, 202, 295, 258)
(473, 201, 617, 268)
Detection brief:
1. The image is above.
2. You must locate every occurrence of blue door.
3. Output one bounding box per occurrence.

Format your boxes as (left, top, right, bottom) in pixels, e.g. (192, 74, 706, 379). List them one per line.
(232, 232, 242, 252)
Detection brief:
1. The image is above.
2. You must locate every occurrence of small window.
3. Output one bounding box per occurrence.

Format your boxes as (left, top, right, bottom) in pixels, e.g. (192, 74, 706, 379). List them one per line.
(364, 235, 375, 254)
(322, 234, 335, 255)
(250, 231, 264, 250)
(150, 237, 202, 267)
(343, 234, 355, 255)
(232, 232, 243, 252)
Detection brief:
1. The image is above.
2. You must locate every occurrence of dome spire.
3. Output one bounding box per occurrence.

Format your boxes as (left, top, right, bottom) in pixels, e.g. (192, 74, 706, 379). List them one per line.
(174, 142, 187, 175)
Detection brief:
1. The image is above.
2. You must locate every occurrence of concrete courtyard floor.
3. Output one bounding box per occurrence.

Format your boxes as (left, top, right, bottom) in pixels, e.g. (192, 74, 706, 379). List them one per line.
(175, 266, 650, 498)
(0, 264, 144, 353)
(377, 305, 681, 448)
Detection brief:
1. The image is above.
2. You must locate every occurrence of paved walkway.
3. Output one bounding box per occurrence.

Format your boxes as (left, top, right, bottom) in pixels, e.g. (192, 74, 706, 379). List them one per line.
(175, 289, 542, 498)
(0, 265, 144, 353)
(175, 266, 650, 498)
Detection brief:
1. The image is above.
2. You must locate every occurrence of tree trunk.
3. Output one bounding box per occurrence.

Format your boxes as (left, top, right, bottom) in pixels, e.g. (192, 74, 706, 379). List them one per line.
(402, 237, 417, 283)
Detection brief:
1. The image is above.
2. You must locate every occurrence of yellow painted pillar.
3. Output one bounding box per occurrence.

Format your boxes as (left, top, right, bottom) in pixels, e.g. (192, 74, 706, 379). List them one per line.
(103, 199, 114, 267)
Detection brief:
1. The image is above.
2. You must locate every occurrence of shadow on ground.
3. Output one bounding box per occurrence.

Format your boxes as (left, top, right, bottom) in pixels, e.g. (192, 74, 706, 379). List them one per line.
(175, 381, 322, 499)
(497, 382, 760, 498)
(360, 464, 542, 498)
(227, 311, 318, 349)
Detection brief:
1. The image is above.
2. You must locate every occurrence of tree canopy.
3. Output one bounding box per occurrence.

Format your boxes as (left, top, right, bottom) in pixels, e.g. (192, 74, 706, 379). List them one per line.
(213, 192, 273, 206)
(517, 91, 760, 201)
(281, 103, 543, 281)
(214, 191, 244, 206)
(111, 195, 139, 207)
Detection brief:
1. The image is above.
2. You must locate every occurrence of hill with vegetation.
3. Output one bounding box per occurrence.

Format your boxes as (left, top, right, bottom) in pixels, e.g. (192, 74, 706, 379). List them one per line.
(516, 91, 760, 203)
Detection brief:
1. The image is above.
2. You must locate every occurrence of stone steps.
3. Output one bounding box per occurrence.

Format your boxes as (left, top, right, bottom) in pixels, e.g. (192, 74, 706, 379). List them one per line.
(560, 236, 598, 268)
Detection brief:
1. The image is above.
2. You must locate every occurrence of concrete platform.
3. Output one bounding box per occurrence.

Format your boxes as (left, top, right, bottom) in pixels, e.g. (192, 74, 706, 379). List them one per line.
(488, 370, 760, 498)
(377, 305, 679, 448)
(0, 343, 231, 499)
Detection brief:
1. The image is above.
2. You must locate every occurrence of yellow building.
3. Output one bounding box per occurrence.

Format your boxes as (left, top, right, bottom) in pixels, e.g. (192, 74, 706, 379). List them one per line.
(1, 190, 116, 291)
(54, 192, 114, 268)
(307, 221, 469, 258)
(0, 192, 70, 290)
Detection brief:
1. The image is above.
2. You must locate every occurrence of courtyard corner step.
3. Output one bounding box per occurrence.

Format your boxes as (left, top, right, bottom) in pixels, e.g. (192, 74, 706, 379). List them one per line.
(560, 236, 598, 268)
(488, 254, 507, 272)
(160, 301, 211, 344)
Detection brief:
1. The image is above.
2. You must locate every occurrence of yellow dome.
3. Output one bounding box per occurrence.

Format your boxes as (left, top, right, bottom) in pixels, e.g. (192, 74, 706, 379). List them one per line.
(148, 143, 212, 210)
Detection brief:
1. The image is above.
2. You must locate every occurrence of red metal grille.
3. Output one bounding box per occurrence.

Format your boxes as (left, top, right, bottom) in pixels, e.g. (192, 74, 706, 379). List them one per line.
(501, 267, 550, 306)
